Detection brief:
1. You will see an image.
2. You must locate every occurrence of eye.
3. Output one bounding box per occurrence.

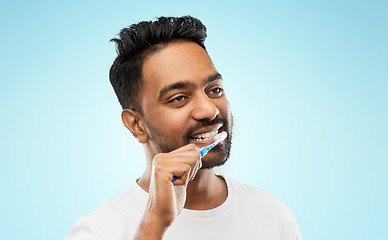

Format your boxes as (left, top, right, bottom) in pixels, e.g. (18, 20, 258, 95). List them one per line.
(166, 95, 189, 107)
(208, 87, 224, 97)
(169, 95, 187, 103)
(210, 87, 223, 93)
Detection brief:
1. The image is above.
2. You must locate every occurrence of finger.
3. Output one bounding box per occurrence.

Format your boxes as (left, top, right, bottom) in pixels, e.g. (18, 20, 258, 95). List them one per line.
(190, 158, 201, 181)
(168, 163, 192, 185)
(171, 153, 201, 182)
(153, 151, 199, 167)
(163, 151, 201, 169)
(188, 155, 203, 181)
(153, 146, 201, 183)
(170, 143, 199, 153)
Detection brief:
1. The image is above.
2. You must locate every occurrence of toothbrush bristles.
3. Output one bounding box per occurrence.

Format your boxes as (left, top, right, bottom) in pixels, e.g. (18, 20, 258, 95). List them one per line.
(213, 131, 228, 144)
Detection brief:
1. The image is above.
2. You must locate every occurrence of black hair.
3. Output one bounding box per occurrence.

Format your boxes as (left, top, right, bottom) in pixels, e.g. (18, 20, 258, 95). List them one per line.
(109, 16, 207, 112)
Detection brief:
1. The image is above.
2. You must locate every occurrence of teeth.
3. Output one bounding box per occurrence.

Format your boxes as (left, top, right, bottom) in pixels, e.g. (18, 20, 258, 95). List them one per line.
(191, 130, 219, 141)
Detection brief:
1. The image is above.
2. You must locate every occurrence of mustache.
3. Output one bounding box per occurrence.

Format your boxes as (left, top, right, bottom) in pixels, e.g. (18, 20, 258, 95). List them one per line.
(183, 116, 227, 140)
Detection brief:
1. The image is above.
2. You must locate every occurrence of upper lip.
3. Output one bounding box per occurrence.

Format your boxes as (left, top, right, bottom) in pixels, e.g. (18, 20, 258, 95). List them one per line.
(190, 124, 223, 137)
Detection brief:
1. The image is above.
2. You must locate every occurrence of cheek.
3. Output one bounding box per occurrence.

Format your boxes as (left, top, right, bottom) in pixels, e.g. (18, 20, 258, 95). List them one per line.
(167, 112, 188, 130)
(218, 98, 232, 116)
(147, 108, 191, 133)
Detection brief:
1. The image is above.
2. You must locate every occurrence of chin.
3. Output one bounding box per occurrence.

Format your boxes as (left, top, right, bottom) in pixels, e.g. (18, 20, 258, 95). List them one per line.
(200, 159, 228, 169)
(200, 146, 230, 169)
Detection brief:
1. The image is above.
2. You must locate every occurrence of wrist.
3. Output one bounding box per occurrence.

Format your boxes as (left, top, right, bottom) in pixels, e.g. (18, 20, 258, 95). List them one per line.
(135, 210, 171, 240)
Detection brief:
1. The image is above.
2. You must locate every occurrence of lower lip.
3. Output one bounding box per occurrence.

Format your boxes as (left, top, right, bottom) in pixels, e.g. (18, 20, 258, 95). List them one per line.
(189, 138, 215, 146)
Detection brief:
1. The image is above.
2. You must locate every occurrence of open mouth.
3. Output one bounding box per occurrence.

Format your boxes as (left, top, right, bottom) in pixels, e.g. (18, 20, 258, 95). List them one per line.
(190, 129, 219, 141)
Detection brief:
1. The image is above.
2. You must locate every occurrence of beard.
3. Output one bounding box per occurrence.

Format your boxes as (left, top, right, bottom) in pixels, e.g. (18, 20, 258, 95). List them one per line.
(144, 115, 233, 169)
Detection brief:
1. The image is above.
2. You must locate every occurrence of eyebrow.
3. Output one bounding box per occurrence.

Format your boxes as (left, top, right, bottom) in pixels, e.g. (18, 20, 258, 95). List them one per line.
(206, 73, 223, 85)
(157, 73, 223, 101)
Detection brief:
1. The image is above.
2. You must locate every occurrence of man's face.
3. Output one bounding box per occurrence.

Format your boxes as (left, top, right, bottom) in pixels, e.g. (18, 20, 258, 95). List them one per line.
(139, 41, 233, 169)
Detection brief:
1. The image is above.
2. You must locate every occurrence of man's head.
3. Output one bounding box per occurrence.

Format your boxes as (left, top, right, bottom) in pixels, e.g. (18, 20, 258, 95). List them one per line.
(110, 16, 207, 112)
(110, 16, 233, 169)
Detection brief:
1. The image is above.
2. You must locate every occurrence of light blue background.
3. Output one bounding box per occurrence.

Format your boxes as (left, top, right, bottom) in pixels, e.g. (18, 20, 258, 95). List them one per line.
(1, 0, 387, 239)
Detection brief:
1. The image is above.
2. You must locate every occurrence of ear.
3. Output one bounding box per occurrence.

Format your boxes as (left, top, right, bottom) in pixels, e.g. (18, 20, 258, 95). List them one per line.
(121, 109, 149, 143)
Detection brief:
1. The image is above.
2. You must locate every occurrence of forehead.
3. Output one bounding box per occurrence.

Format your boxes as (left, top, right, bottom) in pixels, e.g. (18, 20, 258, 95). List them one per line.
(141, 41, 218, 96)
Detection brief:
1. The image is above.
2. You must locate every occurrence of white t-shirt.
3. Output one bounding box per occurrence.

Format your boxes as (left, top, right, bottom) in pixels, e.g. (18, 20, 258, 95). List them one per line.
(65, 177, 302, 240)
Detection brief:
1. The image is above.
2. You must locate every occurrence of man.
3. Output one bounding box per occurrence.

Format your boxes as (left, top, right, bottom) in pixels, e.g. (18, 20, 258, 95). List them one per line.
(65, 16, 302, 240)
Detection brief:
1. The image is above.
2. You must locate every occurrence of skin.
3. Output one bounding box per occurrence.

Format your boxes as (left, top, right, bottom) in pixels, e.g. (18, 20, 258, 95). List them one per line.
(121, 41, 233, 239)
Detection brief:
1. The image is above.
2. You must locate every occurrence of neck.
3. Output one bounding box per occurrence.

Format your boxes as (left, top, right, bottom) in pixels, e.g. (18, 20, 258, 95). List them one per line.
(184, 169, 228, 210)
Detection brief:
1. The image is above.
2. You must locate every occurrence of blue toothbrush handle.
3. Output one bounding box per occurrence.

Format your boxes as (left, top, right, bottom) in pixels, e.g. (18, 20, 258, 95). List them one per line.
(199, 143, 215, 158)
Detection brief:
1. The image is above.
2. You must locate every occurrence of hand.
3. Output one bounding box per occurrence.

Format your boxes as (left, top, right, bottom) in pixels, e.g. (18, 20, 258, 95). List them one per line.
(135, 144, 202, 239)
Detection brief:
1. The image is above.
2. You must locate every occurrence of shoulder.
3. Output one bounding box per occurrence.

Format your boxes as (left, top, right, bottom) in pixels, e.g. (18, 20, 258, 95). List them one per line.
(226, 177, 296, 219)
(65, 182, 147, 240)
(88, 181, 147, 220)
(225, 178, 302, 238)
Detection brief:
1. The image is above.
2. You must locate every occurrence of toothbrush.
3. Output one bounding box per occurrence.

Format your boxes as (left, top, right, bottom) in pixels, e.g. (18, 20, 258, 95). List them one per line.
(198, 131, 228, 158)
(172, 131, 228, 182)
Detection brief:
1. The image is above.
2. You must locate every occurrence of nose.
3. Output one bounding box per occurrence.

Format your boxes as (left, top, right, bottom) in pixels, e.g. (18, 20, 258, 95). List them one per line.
(191, 92, 220, 121)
